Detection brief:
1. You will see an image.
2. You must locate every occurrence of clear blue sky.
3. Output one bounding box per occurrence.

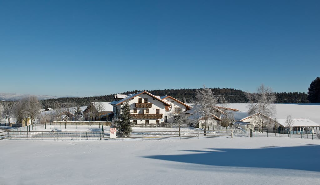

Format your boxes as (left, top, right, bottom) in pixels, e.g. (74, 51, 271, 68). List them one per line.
(0, 0, 319, 97)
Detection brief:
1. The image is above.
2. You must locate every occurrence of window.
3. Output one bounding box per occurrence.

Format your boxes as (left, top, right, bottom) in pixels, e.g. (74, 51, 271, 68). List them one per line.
(156, 109, 160, 114)
(146, 109, 149, 114)
(138, 98, 142, 103)
(134, 108, 137, 113)
(144, 98, 148, 103)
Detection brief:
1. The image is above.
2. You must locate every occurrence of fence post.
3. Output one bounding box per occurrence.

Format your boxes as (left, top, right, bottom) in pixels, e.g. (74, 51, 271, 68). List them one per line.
(301, 132, 302, 139)
(86, 132, 88, 140)
(267, 130, 268, 137)
(312, 133, 313, 140)
(100, 132, 102, 140)
(65, 121, 66, 129)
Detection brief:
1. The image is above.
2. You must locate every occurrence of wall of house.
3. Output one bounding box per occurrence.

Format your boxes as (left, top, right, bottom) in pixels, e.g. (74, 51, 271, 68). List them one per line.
(162, 98, 187, 123)
(199, 119, 218, 130)
(243, 115, 276, 132)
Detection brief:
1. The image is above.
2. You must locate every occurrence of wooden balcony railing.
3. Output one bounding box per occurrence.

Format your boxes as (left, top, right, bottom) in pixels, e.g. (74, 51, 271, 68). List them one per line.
(135, 103, 152, 108)
(130, 114, 163, 119)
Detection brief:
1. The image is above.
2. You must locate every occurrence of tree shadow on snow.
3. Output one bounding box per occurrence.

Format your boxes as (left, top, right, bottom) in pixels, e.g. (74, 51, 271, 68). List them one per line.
(144, 145, 320, 172)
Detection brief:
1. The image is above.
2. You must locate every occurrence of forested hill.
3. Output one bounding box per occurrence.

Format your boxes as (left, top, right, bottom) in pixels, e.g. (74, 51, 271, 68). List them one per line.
(40, 88, 309, 109)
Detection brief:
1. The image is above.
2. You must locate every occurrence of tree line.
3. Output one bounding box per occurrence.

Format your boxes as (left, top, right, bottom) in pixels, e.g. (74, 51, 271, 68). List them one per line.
(39, 88, 309, 109)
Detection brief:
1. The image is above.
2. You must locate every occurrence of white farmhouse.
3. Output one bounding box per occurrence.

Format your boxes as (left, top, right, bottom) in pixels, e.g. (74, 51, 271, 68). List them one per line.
(111, 91, 171, 127)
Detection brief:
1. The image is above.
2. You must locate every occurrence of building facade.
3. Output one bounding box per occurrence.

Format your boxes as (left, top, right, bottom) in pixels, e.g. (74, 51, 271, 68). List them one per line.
(111, 91, 171, 127)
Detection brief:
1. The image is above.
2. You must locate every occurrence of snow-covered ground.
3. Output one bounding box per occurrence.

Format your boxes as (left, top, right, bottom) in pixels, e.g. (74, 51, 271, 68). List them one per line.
(227, 103, 320, 123)
(1, 137, 320, 185)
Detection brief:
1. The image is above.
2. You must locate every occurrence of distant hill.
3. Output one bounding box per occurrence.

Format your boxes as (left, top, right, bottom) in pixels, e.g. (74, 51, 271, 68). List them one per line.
(0, 93, 57, 101)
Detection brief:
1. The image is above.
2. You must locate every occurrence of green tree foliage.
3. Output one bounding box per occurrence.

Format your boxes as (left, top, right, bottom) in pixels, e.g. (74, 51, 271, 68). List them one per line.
(116, 102, 132, 137)
(308, 77, 320, 103)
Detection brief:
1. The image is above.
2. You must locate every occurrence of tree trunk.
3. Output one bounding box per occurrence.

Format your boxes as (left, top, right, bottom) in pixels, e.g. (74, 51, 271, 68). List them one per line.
(204, 119, 207, 136)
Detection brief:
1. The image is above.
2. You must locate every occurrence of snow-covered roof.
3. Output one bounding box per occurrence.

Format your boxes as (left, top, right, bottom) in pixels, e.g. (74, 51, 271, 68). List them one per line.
(111, 92, 142, 105)
(111, 91, 171, 106)
(161, 96, 191, 110)
(92, 102, 113, 112)
(277, 118, 320, 127)
(233, 112, 249, 121)
(40, 106, 88, 116)
(114, 94, 128, 99)
(240, 112, 274, 122)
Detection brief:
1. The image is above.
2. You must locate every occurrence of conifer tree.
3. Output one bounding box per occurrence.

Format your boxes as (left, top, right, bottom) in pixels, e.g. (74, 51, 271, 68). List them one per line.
(116, 102, 132, 137)
(308, 77, 320, 103)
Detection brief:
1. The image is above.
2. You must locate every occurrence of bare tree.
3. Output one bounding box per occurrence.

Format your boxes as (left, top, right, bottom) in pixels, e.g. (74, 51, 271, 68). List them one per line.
(247, 84, 276, 131)
(273, 118, 279, 135)
(215, 95, 235, 129)
(0, 106, 2, 119)
(220, 111, 235, 129)
(53, 106, 64, 121)
(93, 102, 105, 121)
(13, 96, 41, 127)
(74, 105, 83, 121)
(28, 96, 41, 126)
(194, 86, 217, 136)
(285, 115, 294, 136)
(13, 99, 29, 126)
(1, 102, 15, 125)
(173, 112, 189, 137)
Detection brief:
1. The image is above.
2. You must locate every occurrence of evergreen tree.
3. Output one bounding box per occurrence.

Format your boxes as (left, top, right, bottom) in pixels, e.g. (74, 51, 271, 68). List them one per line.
(308, 77, 320, 103)
(116, 102, 132, 137)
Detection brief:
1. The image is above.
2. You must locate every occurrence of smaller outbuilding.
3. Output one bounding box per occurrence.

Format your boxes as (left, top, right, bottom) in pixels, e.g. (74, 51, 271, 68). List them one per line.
(277, 118, 320, 134)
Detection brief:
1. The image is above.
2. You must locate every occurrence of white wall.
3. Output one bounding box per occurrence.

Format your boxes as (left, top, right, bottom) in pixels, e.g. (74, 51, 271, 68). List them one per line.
(162, 97, 187, 123)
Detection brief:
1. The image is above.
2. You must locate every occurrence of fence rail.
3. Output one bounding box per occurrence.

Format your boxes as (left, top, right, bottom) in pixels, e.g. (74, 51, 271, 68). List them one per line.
(4, 131, 105, 140)
(1, 128, 319, 140)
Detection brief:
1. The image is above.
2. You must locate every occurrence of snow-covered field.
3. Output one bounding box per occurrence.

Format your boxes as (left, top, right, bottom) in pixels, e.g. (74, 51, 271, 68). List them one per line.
(227, 103, 320, 123)
(1, 137, 320, 185)
(1, 103, 320, 185)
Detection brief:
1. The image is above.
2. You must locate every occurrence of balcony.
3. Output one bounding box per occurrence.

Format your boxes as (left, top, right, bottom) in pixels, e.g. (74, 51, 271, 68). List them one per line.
(135, 103, 152, 108)
(130, 114, 163, 119)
